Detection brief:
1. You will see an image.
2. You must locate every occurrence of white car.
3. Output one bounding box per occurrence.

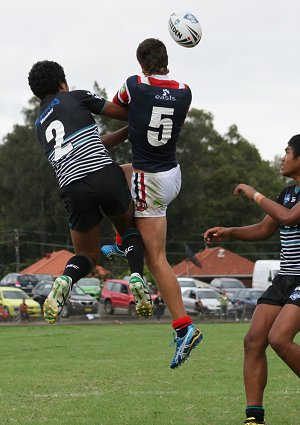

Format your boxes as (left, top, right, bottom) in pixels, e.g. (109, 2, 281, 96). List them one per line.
(177, 277, 211, 293)
(181, 287, 222, 315)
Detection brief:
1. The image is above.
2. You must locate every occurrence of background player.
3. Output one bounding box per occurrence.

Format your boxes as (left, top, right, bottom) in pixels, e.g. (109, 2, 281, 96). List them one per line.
(204, 135, 300, 425)
(28, 60, 147, 324)
(101, 38, 203, 368)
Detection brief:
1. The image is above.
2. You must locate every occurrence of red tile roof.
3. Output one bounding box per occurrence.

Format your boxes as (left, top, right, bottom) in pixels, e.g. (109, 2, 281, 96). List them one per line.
(172, 247, 254, 277)
(20, 250, 110, 278)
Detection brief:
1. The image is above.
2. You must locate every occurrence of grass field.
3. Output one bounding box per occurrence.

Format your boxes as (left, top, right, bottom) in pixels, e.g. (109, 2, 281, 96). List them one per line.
(0, 321, 299, 425)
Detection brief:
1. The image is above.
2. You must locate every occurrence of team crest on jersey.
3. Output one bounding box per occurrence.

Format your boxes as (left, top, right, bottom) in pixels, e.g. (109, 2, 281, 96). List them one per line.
(290, 286, 300, 301)
(283, 193, 291, 205)
(135, 199, 147, 212)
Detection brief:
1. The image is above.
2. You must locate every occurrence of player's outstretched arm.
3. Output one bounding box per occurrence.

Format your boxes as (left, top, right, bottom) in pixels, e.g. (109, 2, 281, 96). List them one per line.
(204, 215, 279, 245)
(234, 183, 300, 226)
(102, 126, 128, 149)
(203, 227, 231, 245)
(102, 100, 128, 121)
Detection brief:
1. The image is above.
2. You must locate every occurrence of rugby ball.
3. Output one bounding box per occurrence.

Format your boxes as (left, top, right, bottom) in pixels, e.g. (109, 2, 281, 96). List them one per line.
(168, 12, 202, 48)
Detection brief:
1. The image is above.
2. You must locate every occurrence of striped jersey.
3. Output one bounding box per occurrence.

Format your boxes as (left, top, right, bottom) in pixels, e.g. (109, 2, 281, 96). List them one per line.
(35, 90, 113, 187)
(113, 74, 191, 172)
(277, 184, 300, 275)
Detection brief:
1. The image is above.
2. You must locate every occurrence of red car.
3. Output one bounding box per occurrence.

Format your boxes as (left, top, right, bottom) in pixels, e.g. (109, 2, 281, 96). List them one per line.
(101, 279, 157, 316)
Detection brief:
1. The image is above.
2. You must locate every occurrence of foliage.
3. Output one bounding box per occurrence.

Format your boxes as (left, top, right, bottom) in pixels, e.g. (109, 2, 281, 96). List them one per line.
(0, 90, 285, 273)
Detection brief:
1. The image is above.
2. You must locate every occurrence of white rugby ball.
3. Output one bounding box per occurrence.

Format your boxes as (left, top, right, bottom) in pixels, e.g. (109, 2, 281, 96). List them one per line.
(168, 12, 202, 48)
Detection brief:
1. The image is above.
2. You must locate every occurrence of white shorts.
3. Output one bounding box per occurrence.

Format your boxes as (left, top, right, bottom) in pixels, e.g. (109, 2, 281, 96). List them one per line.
(131, 165, 181, 217)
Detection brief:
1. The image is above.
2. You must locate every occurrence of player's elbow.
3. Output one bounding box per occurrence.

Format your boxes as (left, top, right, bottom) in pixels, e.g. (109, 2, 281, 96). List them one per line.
(281, 216, 299, 226)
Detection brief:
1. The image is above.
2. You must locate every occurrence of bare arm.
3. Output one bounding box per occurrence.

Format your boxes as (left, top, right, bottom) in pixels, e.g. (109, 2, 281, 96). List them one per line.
(102, 126, 128, 149)
(235, 183, 300, 226)
(203, 215, 279, 245)
(101, 101, 128, 121)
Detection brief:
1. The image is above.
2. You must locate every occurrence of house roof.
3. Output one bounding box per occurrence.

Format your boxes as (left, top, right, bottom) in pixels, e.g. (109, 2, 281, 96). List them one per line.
(20, 250, 110, 278)
(172, 247, 254, 278)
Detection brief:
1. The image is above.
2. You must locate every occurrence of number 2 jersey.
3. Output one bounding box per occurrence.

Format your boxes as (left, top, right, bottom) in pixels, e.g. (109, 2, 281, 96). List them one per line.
(113, 74, 192, 172)
(35, 90, 113, 188)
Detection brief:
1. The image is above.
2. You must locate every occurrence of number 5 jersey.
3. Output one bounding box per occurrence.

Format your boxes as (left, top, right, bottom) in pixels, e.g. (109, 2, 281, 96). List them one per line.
(113, 74, 192, 173)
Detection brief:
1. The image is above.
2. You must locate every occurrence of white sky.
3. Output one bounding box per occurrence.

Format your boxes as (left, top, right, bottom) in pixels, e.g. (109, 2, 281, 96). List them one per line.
(0, 0, 299, 161)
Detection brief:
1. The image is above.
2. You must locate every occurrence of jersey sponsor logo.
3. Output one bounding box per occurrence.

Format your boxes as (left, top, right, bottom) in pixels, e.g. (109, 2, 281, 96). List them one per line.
(155, 88, 176, 102)
(36, 98, 60, 127)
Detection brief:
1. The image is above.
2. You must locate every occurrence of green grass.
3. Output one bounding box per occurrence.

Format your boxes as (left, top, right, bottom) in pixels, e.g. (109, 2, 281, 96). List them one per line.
(0, 322, 299, 425)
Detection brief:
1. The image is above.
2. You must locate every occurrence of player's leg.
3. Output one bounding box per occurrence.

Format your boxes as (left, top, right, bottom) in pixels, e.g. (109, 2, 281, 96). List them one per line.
(243, 303, 281, 424)
(108, 207, 153, 318)
(101, 164, 152, 317)
(136, 216, 185, 319)
(268, 303, 300, 376)
(44, 174, 103, 324)
(43, 225, 99, 324)
(101, 163, 133, 259)
(135, 215, 202, 368)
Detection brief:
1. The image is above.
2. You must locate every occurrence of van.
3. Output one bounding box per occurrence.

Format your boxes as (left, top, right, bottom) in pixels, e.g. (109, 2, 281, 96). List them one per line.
(252, 260, 281, 290)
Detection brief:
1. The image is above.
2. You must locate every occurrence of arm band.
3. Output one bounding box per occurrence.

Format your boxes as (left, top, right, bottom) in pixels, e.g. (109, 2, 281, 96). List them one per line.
(253, 192, 265, 205)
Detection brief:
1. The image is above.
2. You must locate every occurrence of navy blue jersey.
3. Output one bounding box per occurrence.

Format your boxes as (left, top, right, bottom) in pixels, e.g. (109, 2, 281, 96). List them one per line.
(35, 90, 113, 187)
(277, 184, 300, 275)
(113, 74, 192, 172)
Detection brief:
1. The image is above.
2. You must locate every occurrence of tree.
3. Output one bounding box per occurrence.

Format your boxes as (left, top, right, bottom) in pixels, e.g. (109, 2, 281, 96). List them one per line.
(167, 109, 283, 262)
(0, 93, 285, 272)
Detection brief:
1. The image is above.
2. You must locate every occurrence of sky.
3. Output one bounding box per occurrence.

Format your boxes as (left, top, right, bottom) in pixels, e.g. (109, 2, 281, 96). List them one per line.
(0, 0, 299, 162)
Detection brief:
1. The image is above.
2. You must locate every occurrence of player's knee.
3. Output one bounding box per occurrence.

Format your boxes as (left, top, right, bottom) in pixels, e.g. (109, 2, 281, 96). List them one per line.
(268, 332, 288, 357)
(244, 330, 267, 353)
(76, 251, 97, 268)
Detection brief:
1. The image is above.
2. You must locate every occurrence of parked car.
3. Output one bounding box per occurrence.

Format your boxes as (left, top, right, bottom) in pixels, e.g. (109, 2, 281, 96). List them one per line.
(0, 287, 41, 318)
(0, 273, 39, 294)
(181, 288, 222, 315)
(32, 281, 98, 318)
(33, 273, 54, 283)
(231, 288, 265, 313)
(32, 281, 54, 307)
(209, 277, 245, 299)
(177, 277, 211, 292)
(76, 277, 101, 299)
(61, 285, 99, 318)
(101, 279, 157, 316)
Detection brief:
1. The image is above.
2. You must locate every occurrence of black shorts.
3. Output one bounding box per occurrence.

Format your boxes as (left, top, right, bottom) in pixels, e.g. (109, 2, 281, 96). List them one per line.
(257, 274, 300, 307)
(60, 163, 131, 231)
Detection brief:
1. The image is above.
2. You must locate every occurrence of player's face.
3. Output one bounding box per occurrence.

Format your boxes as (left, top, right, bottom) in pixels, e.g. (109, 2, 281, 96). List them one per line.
(280, 145, 300, 178)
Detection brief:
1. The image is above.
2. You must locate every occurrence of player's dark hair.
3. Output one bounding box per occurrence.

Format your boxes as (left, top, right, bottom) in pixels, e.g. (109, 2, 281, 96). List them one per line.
(28, 60, 67, 100)
(288, 135, 300, 158)
(136, 38, 169, 75)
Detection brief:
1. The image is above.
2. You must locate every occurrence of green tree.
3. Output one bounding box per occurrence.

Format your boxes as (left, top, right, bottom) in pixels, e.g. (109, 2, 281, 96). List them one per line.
(167, 110, 283, 262)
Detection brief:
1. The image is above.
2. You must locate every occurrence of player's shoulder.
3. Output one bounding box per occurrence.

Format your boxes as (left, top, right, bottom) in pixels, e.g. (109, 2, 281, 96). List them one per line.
(276, 184, 296, 201)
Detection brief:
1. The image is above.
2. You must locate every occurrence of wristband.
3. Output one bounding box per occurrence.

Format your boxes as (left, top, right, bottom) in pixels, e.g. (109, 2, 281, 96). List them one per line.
(253, 192, 260, 201)
(256, 194, 266, 205)
(253, 192, 265, 205)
